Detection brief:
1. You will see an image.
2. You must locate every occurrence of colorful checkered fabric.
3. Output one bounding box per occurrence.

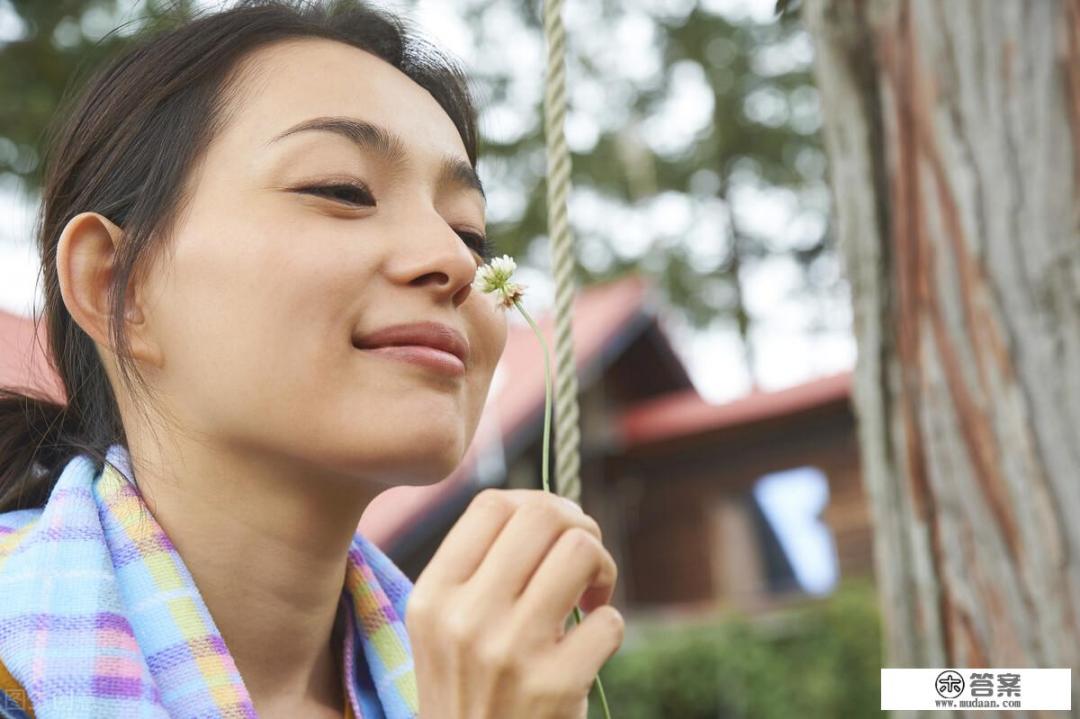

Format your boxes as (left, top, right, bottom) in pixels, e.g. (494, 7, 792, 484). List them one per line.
(0, 444, 420, 718)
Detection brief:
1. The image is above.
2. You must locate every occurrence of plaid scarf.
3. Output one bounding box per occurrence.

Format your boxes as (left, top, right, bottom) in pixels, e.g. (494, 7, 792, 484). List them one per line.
(0, 444, 420, 718)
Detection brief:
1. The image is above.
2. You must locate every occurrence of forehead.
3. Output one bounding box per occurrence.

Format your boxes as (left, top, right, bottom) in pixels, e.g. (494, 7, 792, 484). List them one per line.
(218, 37, 469, 164)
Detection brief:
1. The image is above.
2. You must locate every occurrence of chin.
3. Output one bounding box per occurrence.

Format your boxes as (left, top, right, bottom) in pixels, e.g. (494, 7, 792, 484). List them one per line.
(376, 442, 467, 487)
(381, 462, 461, 488)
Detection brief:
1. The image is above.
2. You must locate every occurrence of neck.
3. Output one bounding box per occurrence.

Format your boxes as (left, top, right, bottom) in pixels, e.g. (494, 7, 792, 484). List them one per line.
(124, 436, 380, 713)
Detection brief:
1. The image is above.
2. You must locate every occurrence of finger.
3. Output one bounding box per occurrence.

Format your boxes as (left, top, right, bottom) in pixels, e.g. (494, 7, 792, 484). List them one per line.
(516, 527, 617, 628)
(543, 605, 625, 700)
(466, 493, 603, 603)
(416, 488, 541, 587)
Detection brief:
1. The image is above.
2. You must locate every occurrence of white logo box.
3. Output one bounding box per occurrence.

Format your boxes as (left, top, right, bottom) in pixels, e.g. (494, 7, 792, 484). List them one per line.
(881, 668, 1072, 711)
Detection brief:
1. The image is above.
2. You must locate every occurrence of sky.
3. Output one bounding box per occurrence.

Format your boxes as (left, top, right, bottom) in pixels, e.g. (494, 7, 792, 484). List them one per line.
(0, 0, 847, 593)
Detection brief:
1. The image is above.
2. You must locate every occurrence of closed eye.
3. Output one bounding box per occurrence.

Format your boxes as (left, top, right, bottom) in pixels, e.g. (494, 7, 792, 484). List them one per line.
(296, 182, 375, 206)
(459, 231, 495, 263)
(295, 182, 493, 261)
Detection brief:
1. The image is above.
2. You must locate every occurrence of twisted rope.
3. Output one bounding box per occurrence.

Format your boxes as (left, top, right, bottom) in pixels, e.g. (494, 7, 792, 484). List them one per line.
(541, 0, 581, 506)
(538, 15, 615, 717)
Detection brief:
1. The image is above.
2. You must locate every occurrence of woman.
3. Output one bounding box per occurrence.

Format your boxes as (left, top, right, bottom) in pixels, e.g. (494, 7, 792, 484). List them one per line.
(0, 2, 623, 717)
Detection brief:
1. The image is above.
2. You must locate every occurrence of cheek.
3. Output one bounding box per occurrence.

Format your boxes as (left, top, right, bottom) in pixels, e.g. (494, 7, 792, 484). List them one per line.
(469, 294, 508, 368)
(149, 223, 354, 421)
(464, 301, 509, 407)
(163, 247, 281, 358)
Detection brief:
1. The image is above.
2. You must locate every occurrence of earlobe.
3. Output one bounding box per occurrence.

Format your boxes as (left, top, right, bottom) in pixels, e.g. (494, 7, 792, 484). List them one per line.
(56, 212, 160, 366)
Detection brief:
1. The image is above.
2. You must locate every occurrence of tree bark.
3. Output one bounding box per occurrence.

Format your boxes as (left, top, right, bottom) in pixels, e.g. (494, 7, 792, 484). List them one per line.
(804, 0, 1080, 707)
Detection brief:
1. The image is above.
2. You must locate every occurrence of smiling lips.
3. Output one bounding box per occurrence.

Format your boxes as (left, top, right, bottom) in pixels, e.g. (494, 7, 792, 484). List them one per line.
(353, 321, 469, 376)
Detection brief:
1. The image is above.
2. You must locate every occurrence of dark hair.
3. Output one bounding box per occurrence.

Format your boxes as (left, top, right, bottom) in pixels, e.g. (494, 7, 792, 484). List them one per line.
(0, 0, 480, 512)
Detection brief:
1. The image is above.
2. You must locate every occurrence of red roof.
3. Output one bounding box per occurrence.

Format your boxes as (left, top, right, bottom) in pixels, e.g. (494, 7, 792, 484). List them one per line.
(617, 370, 852, 447)
(0, 310, 64, 402)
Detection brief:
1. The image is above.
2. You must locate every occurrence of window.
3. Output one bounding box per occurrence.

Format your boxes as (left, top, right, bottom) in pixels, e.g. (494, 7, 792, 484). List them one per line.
(752, 466, 838, 594)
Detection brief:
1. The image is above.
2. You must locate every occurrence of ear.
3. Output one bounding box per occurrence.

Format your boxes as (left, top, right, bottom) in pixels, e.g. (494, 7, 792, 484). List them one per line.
(56, 212, 163, 368)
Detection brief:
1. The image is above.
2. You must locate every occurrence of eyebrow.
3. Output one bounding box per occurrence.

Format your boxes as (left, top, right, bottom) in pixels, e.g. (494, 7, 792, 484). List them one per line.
(266, 115, 485, 202)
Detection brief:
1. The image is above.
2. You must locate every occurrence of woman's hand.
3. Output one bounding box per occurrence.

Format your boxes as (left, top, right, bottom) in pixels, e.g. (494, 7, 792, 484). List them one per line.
(405, 488, 623, 719)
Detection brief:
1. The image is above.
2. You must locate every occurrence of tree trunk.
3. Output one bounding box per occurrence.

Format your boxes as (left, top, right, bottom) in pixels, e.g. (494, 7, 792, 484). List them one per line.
(804, 0, 1080, 706)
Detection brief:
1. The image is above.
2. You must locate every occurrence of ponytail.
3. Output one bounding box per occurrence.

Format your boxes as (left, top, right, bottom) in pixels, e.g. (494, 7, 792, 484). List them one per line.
(0, 388, 83, 512)
(0, 312, 120, 513)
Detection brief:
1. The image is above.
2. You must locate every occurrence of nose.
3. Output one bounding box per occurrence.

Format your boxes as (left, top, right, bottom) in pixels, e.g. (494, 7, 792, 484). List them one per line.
(391, 211, 481, 307)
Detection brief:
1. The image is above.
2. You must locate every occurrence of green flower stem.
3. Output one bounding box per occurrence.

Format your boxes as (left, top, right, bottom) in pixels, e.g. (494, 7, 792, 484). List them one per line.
(513, 298, 613, 719)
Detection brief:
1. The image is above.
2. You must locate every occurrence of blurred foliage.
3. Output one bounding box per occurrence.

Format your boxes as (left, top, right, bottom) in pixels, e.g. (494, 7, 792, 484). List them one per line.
(588, 579, 884, 719)
(455, 0, 834, 374)
(0, 0, 197, 191)
(0, 0, 838, 382)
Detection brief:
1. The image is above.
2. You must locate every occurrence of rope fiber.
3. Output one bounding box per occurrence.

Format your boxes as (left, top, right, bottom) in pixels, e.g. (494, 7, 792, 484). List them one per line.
(541, 0, 582, 508)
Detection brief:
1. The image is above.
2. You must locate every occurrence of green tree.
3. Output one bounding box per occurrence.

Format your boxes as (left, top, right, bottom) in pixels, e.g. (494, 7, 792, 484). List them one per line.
(0, 0, 196, 189)
(408, 0, 840, 384)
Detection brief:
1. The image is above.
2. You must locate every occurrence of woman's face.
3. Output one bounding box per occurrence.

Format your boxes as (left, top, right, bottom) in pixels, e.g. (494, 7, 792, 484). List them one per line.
(134, 38, 507, 487)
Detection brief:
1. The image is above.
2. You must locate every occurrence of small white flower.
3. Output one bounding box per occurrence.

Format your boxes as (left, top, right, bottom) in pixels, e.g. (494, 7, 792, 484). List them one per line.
(473, 254, 527, 310)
